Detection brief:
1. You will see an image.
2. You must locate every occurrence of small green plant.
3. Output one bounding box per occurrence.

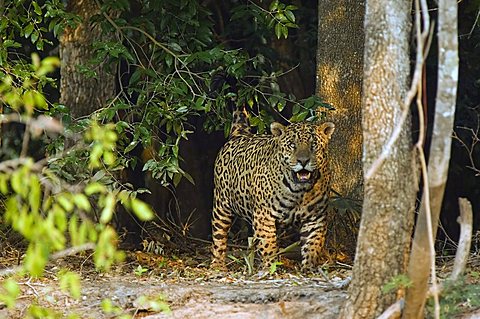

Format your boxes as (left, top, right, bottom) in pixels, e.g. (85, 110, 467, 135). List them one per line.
(135, 295, 171, 314)
(134, 265, 149, 277)
(381, 274, 412, 294)
(426, 277, 480, 318)
(101, 298, 130, 319)
(157, 259, 168, 268)
(269, 261, 283, 275)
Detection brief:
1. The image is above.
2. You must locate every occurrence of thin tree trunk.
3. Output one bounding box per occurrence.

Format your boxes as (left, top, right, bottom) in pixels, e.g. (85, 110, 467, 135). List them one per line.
(60, 0, 116, 119)
(316, 0, 364, 201)
(339, 0, 415, 317)
(403, 0, 459, 317)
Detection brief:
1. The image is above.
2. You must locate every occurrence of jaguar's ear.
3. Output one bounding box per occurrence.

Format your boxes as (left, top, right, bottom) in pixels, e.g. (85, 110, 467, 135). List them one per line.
(318, 122, 335, 139)
(271, 122, 286, 136)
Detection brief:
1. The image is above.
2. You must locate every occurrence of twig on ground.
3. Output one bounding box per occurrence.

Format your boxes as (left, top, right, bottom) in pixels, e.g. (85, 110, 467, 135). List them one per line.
(21, 277, 40, 297)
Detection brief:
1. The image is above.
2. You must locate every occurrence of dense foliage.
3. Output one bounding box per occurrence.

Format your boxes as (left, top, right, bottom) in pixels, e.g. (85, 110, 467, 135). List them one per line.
(88, 0, 327, 185)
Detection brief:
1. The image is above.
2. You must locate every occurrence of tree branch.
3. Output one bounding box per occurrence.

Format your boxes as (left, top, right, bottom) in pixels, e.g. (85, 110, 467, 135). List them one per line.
(450, 198, 473, 281)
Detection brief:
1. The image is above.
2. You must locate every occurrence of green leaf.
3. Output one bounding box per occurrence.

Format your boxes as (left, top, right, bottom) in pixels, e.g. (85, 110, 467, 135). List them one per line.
(0, 174, 8, 194)
(24, 23, 34, 38)
(57, 194, 74, 212)
(129, 68, 143, 86)
(269, 261, 283, 274)
(131, 198, 154, 221)
(85, 182, 107, 195)
(274, 23, 282, 39)
(68, 215, 81, 246)
(285, 10, 295, 23)
(11, 169, 27, 198)
(169, 43, 182, 52)
(165, 54, 173, 68)
(32, 1, 42, 15)
(100, 194, 116, 224)
(269, 0, 279, 11)
(59, 270, 81, 299)
(31, 31, 39, 43)
(182, 171, 195, 185)
(0, 279, 20, 309)
(124, 140, 139, 153)
(281, 25, 288, 39)
(28, 175, 41, 215)
(177, 105, 188, 113)
(24, 242, 48, 277)
(172, 144, 179, 157)
(3, 40, 22, 48)
(73, 194, 91, 212)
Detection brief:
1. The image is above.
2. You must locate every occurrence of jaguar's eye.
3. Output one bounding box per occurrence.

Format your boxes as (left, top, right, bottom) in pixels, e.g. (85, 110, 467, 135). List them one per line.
(289, 142, 296, 149)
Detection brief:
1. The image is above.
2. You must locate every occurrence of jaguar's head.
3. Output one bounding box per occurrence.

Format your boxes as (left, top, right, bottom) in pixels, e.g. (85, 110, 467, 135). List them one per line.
(272, 121, 335, 184)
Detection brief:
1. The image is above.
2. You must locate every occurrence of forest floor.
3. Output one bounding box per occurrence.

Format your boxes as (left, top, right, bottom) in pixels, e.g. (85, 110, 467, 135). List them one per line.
(0, 243, 350, 319)
(1, 239, 480, 319)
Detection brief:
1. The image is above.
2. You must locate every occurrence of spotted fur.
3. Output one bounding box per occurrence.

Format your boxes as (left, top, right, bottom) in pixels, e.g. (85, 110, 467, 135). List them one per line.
(229, 106, 252, 138)
(211, 119, 335, 270)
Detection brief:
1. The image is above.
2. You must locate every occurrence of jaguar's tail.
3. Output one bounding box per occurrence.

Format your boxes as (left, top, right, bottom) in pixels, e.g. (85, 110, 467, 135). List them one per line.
(210, 70, 251, 138)
(230, 105, 251, 138)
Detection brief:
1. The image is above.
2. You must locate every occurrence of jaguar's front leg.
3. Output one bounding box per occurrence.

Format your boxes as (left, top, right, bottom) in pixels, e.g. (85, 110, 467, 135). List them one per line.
(253, 210, 278, 269)
(300, 215, 327, 271)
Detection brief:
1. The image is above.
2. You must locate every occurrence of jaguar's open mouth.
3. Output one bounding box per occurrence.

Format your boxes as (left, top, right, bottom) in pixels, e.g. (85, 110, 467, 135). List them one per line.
(293, 169, 314, 183)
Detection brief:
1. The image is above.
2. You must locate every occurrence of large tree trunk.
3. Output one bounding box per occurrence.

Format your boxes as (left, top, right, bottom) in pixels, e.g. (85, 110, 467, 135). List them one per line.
(403, 0, 459, 317)
(316, 0, 365, 201)
(316, 0, 365, 261)
(339, 0, 416, 318)
(60, 0, 116, 119)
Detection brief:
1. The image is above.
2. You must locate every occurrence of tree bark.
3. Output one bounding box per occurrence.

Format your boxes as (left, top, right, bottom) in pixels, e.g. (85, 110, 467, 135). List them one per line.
(403, 0, 459, 317)
(339, 0, 416, 318)
(316, 0, 365, 201)
(316, 0, 365, 262)
(60, 0, 116, 119)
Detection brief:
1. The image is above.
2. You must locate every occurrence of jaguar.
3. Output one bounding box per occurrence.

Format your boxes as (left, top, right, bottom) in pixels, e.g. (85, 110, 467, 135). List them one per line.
(210, 111, 335, 270)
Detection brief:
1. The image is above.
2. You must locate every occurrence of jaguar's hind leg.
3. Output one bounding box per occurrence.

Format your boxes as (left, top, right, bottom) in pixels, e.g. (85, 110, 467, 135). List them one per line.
(211, 205, 233, 270)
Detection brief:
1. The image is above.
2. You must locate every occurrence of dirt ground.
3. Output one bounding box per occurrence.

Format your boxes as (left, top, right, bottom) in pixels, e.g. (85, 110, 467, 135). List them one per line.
(0, 250, 350, 319)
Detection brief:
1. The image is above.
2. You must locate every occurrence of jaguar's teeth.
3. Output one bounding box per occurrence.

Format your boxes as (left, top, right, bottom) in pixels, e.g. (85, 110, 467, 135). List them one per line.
(296, 171, 311, 182)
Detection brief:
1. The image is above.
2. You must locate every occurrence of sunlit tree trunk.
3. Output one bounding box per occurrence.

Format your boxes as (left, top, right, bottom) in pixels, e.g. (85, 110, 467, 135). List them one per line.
(60, 0, 116, 119)
(316, 0, 365, 262)
(339, 0, 416, 317)
(316, 0, 365, 201)
(403, 0, 459, 317)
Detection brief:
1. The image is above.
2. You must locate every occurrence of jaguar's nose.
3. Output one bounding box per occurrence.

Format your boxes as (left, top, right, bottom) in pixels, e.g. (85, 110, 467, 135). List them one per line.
(296, 145, 310, 167)
(297, 157, 310, 167)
